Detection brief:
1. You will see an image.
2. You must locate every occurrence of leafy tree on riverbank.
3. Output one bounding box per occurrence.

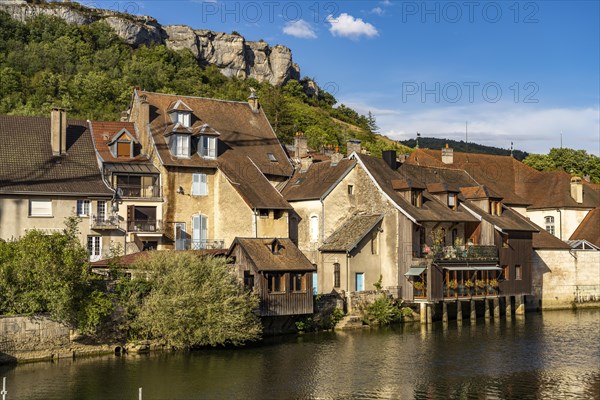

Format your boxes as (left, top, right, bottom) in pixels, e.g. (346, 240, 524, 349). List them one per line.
(0, 216, 113, 333)
(523, 148, 600, 183)
(121, 252, 261, 349)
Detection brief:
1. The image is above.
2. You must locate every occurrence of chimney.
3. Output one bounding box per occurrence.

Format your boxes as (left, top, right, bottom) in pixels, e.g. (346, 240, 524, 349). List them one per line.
(382, 150, 397, 170)
(248, 88, 259, 113)
(300, 156, 313, 173)
(331, 152, 343, 165)
(294, 132, 308, 159)
(139, 94, 149, 126)
(441, 143, 453, 164)
(51, 108, 67, 156)
(570, 177, 583, 204)
(346, 139, 361, 157)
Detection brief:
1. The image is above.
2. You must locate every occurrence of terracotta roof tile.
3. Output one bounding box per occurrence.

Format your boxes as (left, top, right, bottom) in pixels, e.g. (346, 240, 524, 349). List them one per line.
(89, 121, 150, 164)
(569, 207, 600, 247)
(229, 238, 316, 271)
(281, 159, 356, 201)
(320, 213, 383, 252)
(0, 115, 112, 195)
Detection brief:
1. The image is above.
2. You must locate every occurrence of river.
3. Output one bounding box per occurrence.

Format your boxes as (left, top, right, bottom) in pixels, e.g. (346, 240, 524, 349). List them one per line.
(1, 309, 599, 399)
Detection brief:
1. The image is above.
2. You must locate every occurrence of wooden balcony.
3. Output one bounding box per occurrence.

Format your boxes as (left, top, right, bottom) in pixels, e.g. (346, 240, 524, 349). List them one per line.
(117, 184, 161, 199)
(175, 239, 225, 250)
(433, 245, 499, 262)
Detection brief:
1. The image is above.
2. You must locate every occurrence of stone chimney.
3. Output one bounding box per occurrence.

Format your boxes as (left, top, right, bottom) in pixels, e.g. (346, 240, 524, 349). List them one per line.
(382, 150, 397, 170)
(50, 108, 67, 156)
(331, 152, 343, 165)
(441, 143, 453, 164)
(139, 94, 149, 126)
(248, 88, 259, 113)
(294, 132, 308, 159)
(346, 139, 361, 157)
(300, 156, 313, 173)
(570, 177, 583, 203)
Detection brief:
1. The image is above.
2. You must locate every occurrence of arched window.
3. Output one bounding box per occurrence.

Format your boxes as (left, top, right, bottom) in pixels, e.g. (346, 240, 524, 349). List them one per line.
(545, 216, 555, 235)
(310, 215, 319, 242)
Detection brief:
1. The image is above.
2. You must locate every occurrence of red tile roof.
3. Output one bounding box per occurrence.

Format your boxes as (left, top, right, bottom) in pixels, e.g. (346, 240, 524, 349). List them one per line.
(281, 159, 356, 201)
(569, 207, 600, 247)
(89, 121, 149, 163)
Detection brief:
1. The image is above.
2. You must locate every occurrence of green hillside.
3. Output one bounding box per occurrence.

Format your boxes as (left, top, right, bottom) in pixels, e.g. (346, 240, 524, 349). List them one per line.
(0, 11, 409, 157)
(399, 137, 529, 160)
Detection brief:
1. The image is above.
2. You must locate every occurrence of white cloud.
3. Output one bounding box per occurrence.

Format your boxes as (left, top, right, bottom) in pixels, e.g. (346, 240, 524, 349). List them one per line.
(340, 100, 600, 155)
(283, 19, 317, 39)
(370, 7, 384, 16)
(327, 13, 379, 39)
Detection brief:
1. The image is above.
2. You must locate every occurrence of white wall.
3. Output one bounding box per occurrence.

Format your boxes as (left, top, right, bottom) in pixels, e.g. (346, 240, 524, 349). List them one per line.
(528, 208, 590, 241)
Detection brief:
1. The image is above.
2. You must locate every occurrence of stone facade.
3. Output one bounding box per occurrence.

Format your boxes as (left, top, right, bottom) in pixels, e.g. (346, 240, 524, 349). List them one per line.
(529, 249, 600, 310)
(528, 208, 591, 241)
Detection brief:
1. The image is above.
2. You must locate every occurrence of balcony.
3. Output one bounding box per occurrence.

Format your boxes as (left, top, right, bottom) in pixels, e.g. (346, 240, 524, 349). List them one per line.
(117, 184, 161, 199)
(90, 215, 125, 231)
(175, 239, 225, 250)
(444, 276, 500, 298)
(429, 245, 499, 262)
(128, 219, 164, 233)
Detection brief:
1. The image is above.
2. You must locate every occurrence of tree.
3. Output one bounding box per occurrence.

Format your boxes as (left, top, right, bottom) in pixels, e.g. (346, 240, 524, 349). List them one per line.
(131, 252, 261, 348)
(366, 111, 379, 133)
(523, 148, 600, 183)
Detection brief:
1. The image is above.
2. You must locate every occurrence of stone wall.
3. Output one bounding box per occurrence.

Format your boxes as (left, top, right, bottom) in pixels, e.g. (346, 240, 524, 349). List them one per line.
(528, 249, 600, 310)
(0, 315, 69, 363)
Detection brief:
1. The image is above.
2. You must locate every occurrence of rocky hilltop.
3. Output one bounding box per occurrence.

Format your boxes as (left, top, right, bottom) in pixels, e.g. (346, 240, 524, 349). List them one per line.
(0, 0, 300, 85)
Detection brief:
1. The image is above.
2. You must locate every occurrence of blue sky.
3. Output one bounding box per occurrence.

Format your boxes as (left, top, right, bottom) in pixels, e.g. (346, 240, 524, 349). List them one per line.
(90, 0, 599, 155)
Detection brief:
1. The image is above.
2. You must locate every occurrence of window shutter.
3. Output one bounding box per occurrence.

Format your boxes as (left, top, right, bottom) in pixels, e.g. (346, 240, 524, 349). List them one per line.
(192, 173, 200, 195)
(200, 173, 208, 196)
(192, 215, 201, 242)
(201, 215, 207, 241)
(208, 137, 216, 158)
(183, 136, 189, 156)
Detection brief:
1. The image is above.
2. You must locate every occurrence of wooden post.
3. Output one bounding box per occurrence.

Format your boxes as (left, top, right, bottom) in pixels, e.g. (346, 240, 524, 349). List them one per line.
(515, 295, 525, 316)
(505, 296, 512, 319)
(420, 303, 427, 324)
(470, 300, 476, 322)
(484, 299, 490, 319)
(426, 303, 433, 325)
(493, 298, 500, 319)
(457, 301, 463, 322)
(442, 302, 448, 323)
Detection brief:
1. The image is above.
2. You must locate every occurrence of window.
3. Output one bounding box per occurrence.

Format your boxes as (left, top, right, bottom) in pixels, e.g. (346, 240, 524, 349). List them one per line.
(515, 265, 522, 280)
(97, 201, 106, 221)
(448, 192, 456, 208)
(273, 210, 284, 220)
(192, 215, 208, 249)
(175, 222, 187, 251)
(291, 273, 306, 292)
(192, 173, 208, 196)
(258, 209, 269, 218)
(170, 134, 190, 157)
(176, 112, 191, 127)
(502, 233, 509, 248)
(266, 273, 286, 293)
(502, 265, 510, 280)
(199, 136, 217, 159)
(117, 141, 131, 158)
(267, 153, 277, 162)
(87, 236, 101, 261)
(310, 215, 319, 242)
(334, 263, 341, 288)
(490, 200, 502, 215)
(29, 200, 52, 217)
(348, 185, 354, 195)
(244, 271, 254, 291)
(545, 216, 555, 235)
(77, 200, 90, 217)
(411, 190, 423, 207)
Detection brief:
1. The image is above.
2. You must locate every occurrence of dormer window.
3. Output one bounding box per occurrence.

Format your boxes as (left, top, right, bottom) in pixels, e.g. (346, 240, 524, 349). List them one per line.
(199, 135, 217, 159)
(170, 134, 190, 158)
(108, 128, 137, 159)
(176, 112, 191, 127)
(411, 190, 423, 207)
(116, 140, 132, 158)
(448, 192, 457, 209)
(268, 153, 277, 162)
(489, 200, 502, 216)
(167, 99, 193, 128)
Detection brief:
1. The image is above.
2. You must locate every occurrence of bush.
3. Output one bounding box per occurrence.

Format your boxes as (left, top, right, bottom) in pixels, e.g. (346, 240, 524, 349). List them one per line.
(364, 295, 402, 325)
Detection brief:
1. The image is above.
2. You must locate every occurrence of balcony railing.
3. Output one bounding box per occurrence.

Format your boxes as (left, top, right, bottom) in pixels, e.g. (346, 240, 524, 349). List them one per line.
(90, 215, 125, 230)
(128, 219, 164, 233)
(117, 185, 161, 198)
(431, 245, 499, 261)
(175, 239, 225, 250)
(444, 278, 500, 298)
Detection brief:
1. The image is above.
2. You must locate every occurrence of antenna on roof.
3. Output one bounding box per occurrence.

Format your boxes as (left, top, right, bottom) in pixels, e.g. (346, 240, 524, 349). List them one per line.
(510, 141, 514, 157)
(416, 132, 420, 149)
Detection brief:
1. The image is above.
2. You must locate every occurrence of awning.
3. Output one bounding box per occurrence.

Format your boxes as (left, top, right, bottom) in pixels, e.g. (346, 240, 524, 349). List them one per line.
(104, 163, 160, 174)
(442, 266, 501, 271)
(405, 266, 426, 276)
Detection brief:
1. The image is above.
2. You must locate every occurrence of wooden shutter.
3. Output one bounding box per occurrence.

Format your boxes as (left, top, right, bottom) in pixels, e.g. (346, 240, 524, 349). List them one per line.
(192, 173, 200, 195)
(200, 173, 208, 195)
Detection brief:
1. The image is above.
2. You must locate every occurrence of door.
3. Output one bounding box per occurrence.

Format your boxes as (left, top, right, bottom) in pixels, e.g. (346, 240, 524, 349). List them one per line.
(192, 215, 207, 249)
(355, 272, 365, 292)
(87, 236, 102, 262)
(175, 223, 187, 250)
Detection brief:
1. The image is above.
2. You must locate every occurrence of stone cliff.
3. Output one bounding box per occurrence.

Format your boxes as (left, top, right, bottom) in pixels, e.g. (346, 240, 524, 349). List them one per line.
(0, 0, 300, 86)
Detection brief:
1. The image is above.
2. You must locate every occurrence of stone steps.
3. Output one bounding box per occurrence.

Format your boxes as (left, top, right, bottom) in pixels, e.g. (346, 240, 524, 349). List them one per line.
(335, 315, 364, 330)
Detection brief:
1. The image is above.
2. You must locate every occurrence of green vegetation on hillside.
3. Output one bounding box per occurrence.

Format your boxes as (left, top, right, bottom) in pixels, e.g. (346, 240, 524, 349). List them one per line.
(523, 148, 600, 184)
(0, 11, 409, 156)
(399, 137, 529, 160)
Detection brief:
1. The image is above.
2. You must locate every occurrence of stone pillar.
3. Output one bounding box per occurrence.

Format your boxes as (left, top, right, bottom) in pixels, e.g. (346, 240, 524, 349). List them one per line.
(515, 295, 525, 316)
(457, 301, 463, 322)
(426, 303, 433, 325)
(493, 298, 500, 319)
(442, 302, 448, 323)
(420, 303, 427, 324)
(505, 296, 512, 319)
(470, 300, 476, 322)
(484, 299, 490, 319)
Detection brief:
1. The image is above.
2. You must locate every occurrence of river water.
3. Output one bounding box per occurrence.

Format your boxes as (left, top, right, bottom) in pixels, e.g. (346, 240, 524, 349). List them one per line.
(1, 309, 599, 399)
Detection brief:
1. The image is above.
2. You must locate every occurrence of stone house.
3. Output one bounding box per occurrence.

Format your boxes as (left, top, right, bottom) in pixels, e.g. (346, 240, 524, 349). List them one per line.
(0, 110, 120, 261)
(126, 89, 294, 250)
(88, 120, 165, 254)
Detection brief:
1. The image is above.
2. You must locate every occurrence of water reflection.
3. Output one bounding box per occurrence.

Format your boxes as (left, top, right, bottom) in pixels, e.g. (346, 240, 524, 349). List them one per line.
(1, 310, 598, 399)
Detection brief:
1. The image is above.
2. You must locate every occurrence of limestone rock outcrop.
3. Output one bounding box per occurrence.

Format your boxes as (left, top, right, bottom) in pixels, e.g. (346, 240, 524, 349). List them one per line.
(0, 0, 300, 85)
